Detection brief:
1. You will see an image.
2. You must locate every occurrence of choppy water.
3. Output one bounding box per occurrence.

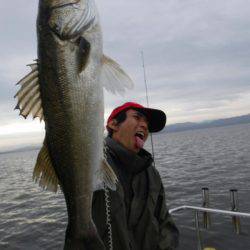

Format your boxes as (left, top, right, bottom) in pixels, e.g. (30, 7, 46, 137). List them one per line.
(153, 123, 250, 250)
(1, 123, 250, 249)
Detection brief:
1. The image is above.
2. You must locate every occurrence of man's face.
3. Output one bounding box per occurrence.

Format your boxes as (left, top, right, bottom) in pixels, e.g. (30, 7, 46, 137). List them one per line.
(109, 109, 149, 153)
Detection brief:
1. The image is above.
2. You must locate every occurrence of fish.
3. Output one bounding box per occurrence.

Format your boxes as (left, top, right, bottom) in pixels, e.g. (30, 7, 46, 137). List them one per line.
(14, 0, 133, 249)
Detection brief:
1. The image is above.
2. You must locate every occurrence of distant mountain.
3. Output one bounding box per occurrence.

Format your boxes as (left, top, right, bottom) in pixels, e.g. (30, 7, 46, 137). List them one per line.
(1, 115, 250, 153)
(163, 114, 250, 133)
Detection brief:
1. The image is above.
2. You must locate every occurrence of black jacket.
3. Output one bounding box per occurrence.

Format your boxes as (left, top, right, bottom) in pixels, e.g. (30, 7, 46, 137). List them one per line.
(92, 137, 179, 250)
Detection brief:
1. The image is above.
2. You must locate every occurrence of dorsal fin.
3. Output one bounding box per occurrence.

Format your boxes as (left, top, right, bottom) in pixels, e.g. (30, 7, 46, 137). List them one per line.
(33, 140, 60, 193)
(101, 55, 134, 95)
(14, 62, 44, 121)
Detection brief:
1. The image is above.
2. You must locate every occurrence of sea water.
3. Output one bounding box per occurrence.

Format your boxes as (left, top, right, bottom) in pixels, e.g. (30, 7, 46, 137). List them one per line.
(1, 123, 250, 249)
(152, 123, 250, 250)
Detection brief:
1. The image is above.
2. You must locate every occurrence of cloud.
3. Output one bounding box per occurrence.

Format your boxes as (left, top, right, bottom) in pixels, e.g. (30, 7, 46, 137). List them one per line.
(0, 0, 250, 142)
(98, 0, 250, 123)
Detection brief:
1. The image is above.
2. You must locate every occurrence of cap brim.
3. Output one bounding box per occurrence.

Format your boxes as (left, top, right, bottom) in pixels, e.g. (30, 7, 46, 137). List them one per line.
(136, 107, 167, 132)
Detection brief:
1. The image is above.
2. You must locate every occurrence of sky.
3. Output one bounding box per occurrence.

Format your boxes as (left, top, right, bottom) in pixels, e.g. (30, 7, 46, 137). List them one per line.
(0, 0, 250, 150)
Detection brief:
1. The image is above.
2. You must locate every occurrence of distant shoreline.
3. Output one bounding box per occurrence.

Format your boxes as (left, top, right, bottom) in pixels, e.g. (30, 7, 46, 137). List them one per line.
(0, 146, 40, 155)
(1, 114, 249, 154)
(162, 114, 250, 133)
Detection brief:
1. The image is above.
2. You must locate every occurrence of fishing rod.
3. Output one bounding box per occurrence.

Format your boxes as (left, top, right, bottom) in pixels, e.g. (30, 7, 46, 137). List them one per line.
(141, 51, 156, 166)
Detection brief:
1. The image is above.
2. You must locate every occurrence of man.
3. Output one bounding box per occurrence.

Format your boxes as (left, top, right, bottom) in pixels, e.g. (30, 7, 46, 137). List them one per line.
(92, 102, 179, 250)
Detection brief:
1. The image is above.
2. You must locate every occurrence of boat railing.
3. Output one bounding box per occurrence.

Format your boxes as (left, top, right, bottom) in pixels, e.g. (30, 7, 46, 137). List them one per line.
(169, 188, 250, 250)
(169, 205, 250, 218)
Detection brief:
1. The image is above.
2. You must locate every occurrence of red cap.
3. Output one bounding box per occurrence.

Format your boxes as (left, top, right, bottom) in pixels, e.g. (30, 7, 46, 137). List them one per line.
(107, 102, 166, 132)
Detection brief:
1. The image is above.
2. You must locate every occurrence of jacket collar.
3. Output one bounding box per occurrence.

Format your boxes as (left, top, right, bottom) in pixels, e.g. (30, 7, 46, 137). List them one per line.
(105, 137, 153, 174)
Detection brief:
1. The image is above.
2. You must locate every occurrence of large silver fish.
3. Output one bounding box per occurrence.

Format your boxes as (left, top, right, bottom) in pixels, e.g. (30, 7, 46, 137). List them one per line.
(15, 0, 133, 249)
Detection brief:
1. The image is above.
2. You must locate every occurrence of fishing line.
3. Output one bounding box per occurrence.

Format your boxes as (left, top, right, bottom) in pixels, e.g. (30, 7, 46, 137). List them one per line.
(141, 51, 156, 167)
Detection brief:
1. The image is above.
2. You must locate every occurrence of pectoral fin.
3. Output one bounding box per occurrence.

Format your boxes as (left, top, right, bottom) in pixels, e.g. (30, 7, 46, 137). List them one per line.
(14, 62, 44, 121)
(101, 55, 134, 95)
(102, 158, 118, 190)
(78, 37, 91, 72)
(33, 141, 59, 193)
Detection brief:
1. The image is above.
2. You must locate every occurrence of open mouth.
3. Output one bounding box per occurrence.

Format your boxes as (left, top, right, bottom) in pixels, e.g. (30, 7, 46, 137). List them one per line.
(135, 131, 145, 141)
(134, 131, 145, 149)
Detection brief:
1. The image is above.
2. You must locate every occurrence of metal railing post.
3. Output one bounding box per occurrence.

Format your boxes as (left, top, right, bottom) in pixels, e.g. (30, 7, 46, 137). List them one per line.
(202, 187, 211, 229)
(169, 198, 250, 249)
(230, 189, 241, 234)
(195, 211, 203, 250)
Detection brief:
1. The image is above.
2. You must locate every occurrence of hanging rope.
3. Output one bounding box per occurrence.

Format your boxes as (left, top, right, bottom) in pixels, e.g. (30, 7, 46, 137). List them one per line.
(103, 142, 113, 250)
(104, 184, 113, 250)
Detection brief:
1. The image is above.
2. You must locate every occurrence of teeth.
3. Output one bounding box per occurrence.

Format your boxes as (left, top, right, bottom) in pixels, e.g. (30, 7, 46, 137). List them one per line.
(136, 131, 144, 138)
